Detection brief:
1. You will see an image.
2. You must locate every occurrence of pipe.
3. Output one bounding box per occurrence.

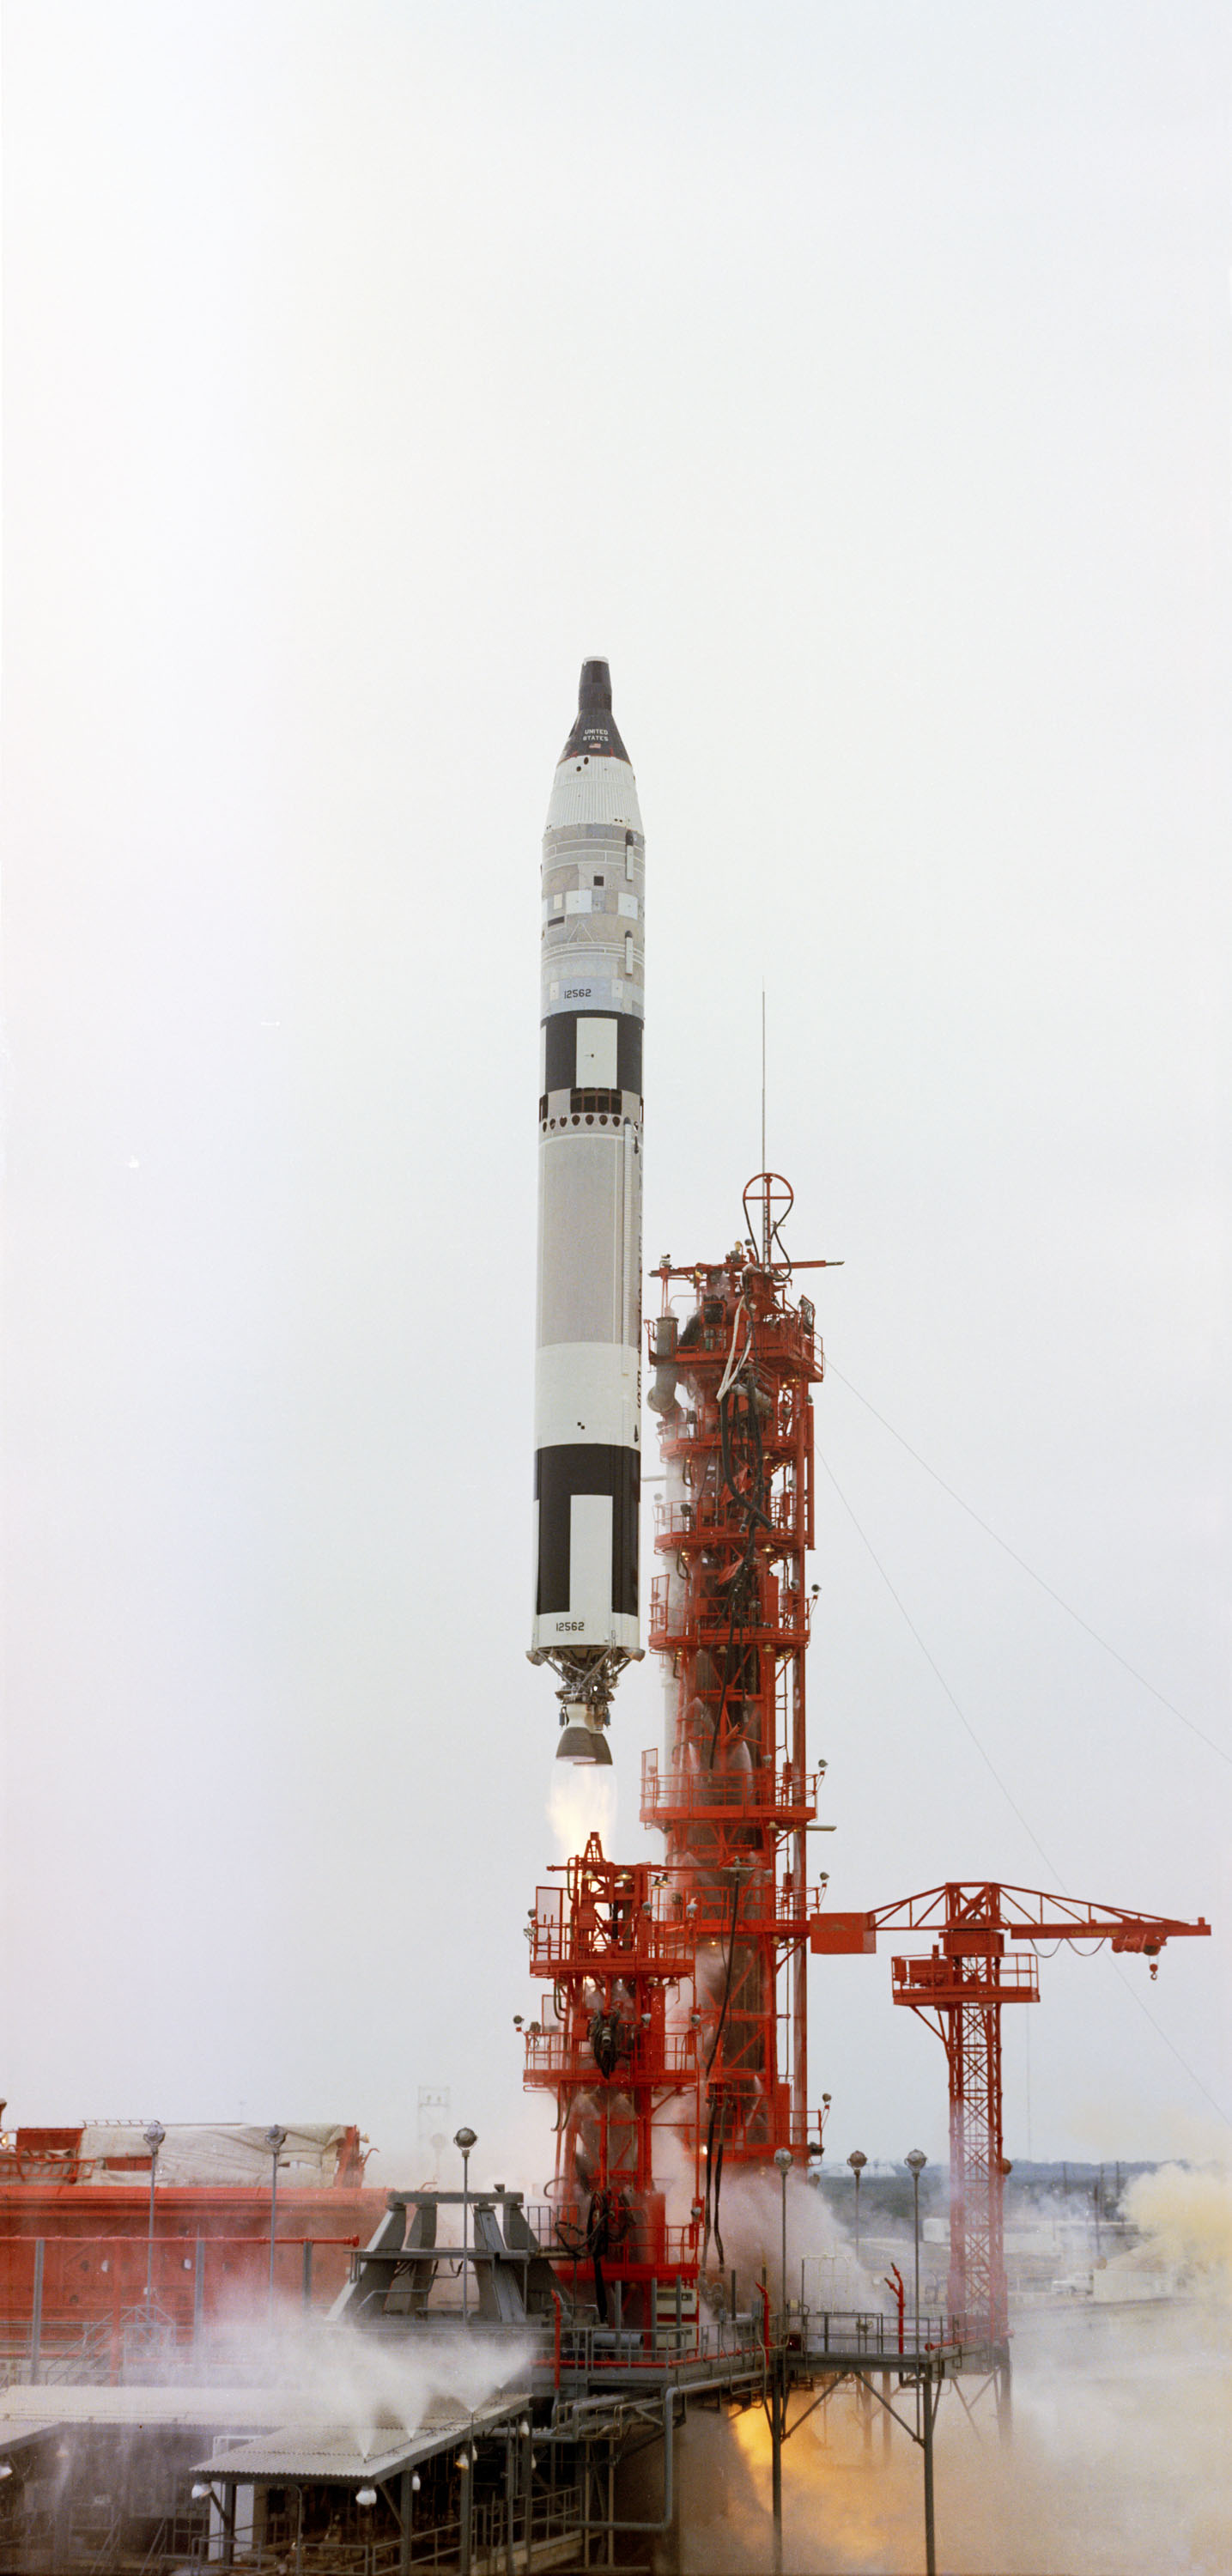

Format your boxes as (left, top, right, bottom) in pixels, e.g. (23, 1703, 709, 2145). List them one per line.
(922, 2361, 937, 2576)
(562, 2391, 677, 2539)
(503, 2433, 516, 2576)
(771, 2364, 782, 2569)
(30, 2241, 45, 2385)
(459, 2450, 472, 2576)
(399, 2467, 414, 2576)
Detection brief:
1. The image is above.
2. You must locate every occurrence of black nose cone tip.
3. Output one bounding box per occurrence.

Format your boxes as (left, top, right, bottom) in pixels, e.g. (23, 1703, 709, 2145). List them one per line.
(560, 657, 629, 765)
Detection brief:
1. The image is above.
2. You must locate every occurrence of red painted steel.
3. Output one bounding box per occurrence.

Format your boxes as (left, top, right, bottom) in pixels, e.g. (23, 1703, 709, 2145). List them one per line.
(0, 2231, 363, 2363)
(642, 1188, 830, 2241)
(520, 1178, 838, 2308)
(810, 1880, 1211, 2348)
(523, 1834, 703, 2324)
(0, 2125, 384, 2343)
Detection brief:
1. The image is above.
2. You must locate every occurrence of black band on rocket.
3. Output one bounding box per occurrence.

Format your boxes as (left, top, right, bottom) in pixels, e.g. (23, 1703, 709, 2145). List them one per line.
(534, 1444, 640, 1619)
(542, 1014, 643, 1097)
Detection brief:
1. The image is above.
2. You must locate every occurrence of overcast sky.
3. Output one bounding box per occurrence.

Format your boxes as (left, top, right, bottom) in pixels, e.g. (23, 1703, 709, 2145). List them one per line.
(2, 2, 1229, 2184)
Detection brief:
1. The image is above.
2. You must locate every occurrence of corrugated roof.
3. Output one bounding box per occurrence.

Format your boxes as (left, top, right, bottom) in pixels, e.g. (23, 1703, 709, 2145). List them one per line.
(194, 2392, 531, 2487)
(0, 2386, 325, 2433)
(0, 2422, 60, 2458)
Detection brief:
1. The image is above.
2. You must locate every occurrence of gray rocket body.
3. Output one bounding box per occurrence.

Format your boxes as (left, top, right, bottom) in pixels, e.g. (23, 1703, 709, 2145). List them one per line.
(531, 663, 644, 1728)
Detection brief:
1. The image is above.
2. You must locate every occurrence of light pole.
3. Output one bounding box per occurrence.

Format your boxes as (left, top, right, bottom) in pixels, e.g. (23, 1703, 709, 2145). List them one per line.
(454, 2128, 476, 2324)
(143, 2123, 166, 2303)
(847, 2150, 867, 2266)
(773, 2148, 792, 2328)
(906, 2151, 927, 2348)
(264, 2126, 288, 2310)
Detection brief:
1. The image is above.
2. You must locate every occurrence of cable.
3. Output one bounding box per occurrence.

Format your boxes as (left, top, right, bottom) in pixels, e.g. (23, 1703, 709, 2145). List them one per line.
(828, 1364, 1231, 1770)
(821, 1450, 1231, 2134)
(717, 1295, 751, 1403)
(818, 1453, 1066, 1883)
(707, 1577, 746, 1771)
(1110, 1965, 1230, 2128)
(709, 1346, 769, 1766)
(705, 1880, 743, 2076)
(700, 1877, 745, 2270)
(701, 2093, 717, 2266)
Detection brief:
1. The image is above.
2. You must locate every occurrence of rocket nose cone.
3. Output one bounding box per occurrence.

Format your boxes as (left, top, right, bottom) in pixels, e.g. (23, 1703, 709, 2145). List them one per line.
(579, 659, 613, 713)
(560, 658, 629, 765)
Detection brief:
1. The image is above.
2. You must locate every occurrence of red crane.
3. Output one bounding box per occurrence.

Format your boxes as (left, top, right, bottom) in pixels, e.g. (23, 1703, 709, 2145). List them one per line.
(813, 1883, 1211, 2359)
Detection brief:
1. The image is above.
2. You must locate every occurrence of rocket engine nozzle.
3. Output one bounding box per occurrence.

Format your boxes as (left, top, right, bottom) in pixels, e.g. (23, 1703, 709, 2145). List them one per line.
(556, 1702, 614, 1767)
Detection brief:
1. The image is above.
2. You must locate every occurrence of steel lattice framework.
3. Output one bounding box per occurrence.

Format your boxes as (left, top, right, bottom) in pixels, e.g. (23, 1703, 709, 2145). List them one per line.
(642, 1178, 835, 2261)
(519, 1166, 1211, 2348)
(814, 1880, 1211, 2352)
(522, 1834, 703, 2324)
(520, 1177, 838, 2302)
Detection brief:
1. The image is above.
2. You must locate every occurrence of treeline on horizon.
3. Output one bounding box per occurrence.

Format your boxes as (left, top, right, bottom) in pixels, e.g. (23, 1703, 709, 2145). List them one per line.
(810, 2160, 1157, 2223)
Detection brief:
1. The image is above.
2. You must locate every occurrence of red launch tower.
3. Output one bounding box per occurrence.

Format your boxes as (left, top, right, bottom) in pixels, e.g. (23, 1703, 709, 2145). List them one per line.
(643, 1177, 834, 2255)
(523, 1838, 702, 2322)
(521, 1173, 1211, 2359)
(523, 1177, 835, 2306)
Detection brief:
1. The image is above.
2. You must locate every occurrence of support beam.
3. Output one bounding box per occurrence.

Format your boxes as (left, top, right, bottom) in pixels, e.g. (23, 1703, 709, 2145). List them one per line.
(770, 2362, 783, 2573)
(29, 2243, 43, 2385)
(922, 2363, 938, 2576)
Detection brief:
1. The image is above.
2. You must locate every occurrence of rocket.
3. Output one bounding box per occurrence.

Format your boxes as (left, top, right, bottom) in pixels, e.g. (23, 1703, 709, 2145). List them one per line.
(529, 661, 645, 1765)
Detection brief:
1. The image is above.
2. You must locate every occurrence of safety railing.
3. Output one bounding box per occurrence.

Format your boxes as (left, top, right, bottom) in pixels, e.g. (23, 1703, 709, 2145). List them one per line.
(522, 2029, 699, 2082)
(647, 1577, 807, 1652)
(653, 1487, 804, 1543)
(528, 1913, 695, 1972)
(527, 2303, 774, 2377)
(793, 2306, 963, 2361)
(466, 2483, 584, 2570)
(891, 1953, 1041, 2003)
(522, 2207, 698, 2269)
(640, 1751, 817, 1826)
(671, 1880, 821, 1937)
(0, 2233, 363, 2381)
(222, 2524, 405, 2573)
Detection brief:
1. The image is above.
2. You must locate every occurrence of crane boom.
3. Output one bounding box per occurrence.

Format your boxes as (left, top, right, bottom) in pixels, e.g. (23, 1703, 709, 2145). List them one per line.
(809, 1880, 1210, 2371)
(812, 1883, 1209, 1953)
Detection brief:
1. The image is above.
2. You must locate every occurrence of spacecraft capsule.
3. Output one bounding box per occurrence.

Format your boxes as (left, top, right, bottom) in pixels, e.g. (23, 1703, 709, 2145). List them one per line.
(531, 661, 644, 1758)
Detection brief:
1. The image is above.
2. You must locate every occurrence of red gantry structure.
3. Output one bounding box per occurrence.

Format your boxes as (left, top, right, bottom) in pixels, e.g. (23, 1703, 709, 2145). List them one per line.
(643, 1176, 836, 2256)
(523, 1837, 703, 2324)
(521, 1171, 1211, 2376)
(815, 1883, 1211, 2361)
(523, 1176, 839, 2308)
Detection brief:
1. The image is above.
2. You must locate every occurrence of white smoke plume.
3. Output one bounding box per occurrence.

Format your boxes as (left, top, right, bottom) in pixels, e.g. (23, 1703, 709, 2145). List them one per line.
(673, 2162, 1232, 2573)
(546, 1765, 618, 1860)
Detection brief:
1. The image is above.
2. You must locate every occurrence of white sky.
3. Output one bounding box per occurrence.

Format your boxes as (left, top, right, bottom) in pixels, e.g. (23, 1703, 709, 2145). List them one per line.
(1, 2, 1229, 2182)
